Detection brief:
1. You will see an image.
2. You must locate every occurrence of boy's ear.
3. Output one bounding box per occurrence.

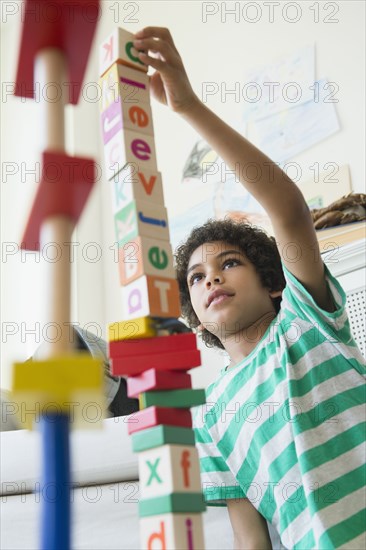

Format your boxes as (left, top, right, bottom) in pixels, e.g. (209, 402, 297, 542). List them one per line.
(196, 323, 204, 332)
(269, 289, 282, 298)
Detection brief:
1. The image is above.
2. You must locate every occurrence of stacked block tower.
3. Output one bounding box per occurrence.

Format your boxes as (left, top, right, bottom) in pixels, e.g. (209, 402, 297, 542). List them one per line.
(99, 28, 207, 549)
(10, 2, 104, 549)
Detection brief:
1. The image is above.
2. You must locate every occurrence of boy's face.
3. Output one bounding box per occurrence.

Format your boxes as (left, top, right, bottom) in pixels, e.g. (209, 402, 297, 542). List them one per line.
(186, 241, 278, 340)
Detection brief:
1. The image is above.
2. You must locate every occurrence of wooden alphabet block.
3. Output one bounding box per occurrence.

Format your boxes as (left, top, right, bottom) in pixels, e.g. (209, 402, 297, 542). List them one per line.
(127, 369, 192, 399)
(131, 425, 195, 452)
(140, 513, 205, 550)
(127, 406, 192, 435)
(140, 389, 206, 410)
(110, 166, 164, 213)
(99, 64, 150, 113)
(114, 200, 170, 248)
(12, 355, 104, 430)
(108, 316, 157, 342)
(101, 97, 154, 144)
(121, 274, 181, 320)
(99, 27, 148, 76)
(138, 444, 201, 499)
(104, 128, 157, 181)
(139, 493, 206, 517)
(118, 236, 175, 286)
(110, 349, 201, 376)
(110, 333, 197, 358)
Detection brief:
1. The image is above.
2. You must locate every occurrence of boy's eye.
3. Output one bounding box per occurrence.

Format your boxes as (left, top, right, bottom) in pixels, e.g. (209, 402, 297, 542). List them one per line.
(223, 258, 239, 268)
(189, 272, 203, 286)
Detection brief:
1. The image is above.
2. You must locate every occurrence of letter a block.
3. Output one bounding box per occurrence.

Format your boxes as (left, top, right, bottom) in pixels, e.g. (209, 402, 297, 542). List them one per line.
(138, 444, 201, 499)
(118, 236, 175, 285)
(11, 355, 104, 430)
(122, 274, 181, 319)
(110, 166, 164, 213)
(140, 513, 205, 550)
(99, 27, 148, 76)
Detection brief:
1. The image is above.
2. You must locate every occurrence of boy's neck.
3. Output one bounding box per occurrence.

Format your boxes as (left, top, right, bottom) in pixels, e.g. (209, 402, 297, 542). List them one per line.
(224, 312, 277, 369)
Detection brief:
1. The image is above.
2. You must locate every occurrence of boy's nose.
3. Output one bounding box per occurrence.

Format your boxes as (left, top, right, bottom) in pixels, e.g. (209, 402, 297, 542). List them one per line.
(206, 273, 223, 287)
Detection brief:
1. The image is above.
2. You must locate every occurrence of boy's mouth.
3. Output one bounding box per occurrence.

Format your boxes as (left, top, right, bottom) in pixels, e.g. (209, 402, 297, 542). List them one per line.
(207, 289, 234, 307)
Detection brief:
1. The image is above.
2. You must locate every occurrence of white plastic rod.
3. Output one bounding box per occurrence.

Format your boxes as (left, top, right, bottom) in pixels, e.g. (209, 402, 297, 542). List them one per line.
(35, 48, 73, 357)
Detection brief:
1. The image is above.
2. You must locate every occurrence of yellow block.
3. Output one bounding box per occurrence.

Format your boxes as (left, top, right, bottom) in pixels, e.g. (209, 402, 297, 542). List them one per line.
(108, 316, 157, 342)
(11, 354, 104, 430)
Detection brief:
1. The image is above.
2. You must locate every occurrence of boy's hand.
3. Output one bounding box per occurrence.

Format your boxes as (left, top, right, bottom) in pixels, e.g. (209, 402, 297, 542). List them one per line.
(133, 27, 198, 114)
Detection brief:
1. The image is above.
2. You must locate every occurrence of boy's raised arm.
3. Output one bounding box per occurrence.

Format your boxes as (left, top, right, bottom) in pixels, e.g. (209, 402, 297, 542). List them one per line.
(134, 27, 336, 312)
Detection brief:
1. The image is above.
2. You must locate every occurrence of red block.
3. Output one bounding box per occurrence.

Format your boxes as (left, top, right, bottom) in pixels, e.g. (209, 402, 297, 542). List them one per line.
(21, 151, 95, 251)
(108, 333, 198, 358)
(127, 406, 192, 435)
(127, 369, 192, 399)
(111, 350, 201, 377)
(15, 0, 100, 104)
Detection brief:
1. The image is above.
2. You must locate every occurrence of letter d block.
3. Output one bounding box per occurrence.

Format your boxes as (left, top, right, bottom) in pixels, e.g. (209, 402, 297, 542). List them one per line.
(122, 275, 181, 319)
(118, 236, 175, 285)
(110, 166, 164, 213)
(99, 27, 148, 76)
(140, 513, 205, 550)
(104, 128, 157, 181)
(11, 355, 104, 430)
(139, 444, 201, 499)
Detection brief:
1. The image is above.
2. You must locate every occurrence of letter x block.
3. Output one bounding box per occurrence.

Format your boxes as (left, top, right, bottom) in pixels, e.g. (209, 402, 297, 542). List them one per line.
(140, 513, 205, 550)
(138, 444, 201, 499)
(11, 355, 104, 430)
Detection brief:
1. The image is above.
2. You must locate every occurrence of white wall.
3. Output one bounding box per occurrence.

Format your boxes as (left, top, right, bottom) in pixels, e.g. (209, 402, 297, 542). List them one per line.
(1, 1, 365, 390)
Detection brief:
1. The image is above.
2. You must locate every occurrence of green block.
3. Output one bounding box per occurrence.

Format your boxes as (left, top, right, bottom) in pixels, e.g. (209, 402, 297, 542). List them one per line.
(140, 388, 206, 409)
(139, 492, 206, 517)
(131, 425, 196, 452)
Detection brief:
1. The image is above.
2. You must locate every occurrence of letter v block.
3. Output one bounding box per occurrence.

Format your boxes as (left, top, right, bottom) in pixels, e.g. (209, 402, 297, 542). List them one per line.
(122, 274, 181, 319)
(114, 200, 169, 247)
(11, 355, 104, 430)
(140, 513, 205, 550)
(104, 128, 157, 181)
(118, 236, 175, 285)
(110, 166, 164, 213)
(140, 389, 206, 410)
(138, 444, 201, 499)
(99, 27, 148, 77)
(99, 64, 150, 113)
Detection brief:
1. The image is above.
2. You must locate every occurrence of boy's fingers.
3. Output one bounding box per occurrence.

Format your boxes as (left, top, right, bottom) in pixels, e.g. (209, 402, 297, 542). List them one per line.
(137, 51, 165, 72)
(134, 26, 175, 46)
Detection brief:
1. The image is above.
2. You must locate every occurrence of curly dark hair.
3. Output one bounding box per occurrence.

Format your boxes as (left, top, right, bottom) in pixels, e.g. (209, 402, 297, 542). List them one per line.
(174, 218, 286, 350)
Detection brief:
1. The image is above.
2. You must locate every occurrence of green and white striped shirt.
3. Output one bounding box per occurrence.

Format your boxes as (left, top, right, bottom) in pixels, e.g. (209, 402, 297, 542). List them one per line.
(194, 262, 366, 549)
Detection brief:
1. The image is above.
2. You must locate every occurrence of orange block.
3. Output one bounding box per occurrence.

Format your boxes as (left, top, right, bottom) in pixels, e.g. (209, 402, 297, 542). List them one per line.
(122, 275, 181, 320)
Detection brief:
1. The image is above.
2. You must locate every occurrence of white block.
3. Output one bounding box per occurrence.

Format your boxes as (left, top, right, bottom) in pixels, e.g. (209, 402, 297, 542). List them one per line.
(99, 27, 148, 76)
(110, 166, 164, 213)
(99, 64, 150, 113)
(138, 444, 201, 499)
(140, 513, 205, 550)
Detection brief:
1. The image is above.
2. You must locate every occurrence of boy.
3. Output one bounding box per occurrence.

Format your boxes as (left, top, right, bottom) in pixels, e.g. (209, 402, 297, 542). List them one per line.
(133, 28, 366, 549)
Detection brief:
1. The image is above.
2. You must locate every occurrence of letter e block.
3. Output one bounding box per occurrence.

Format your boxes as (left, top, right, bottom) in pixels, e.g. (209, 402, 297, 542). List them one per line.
(104, 129, 157, 181)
